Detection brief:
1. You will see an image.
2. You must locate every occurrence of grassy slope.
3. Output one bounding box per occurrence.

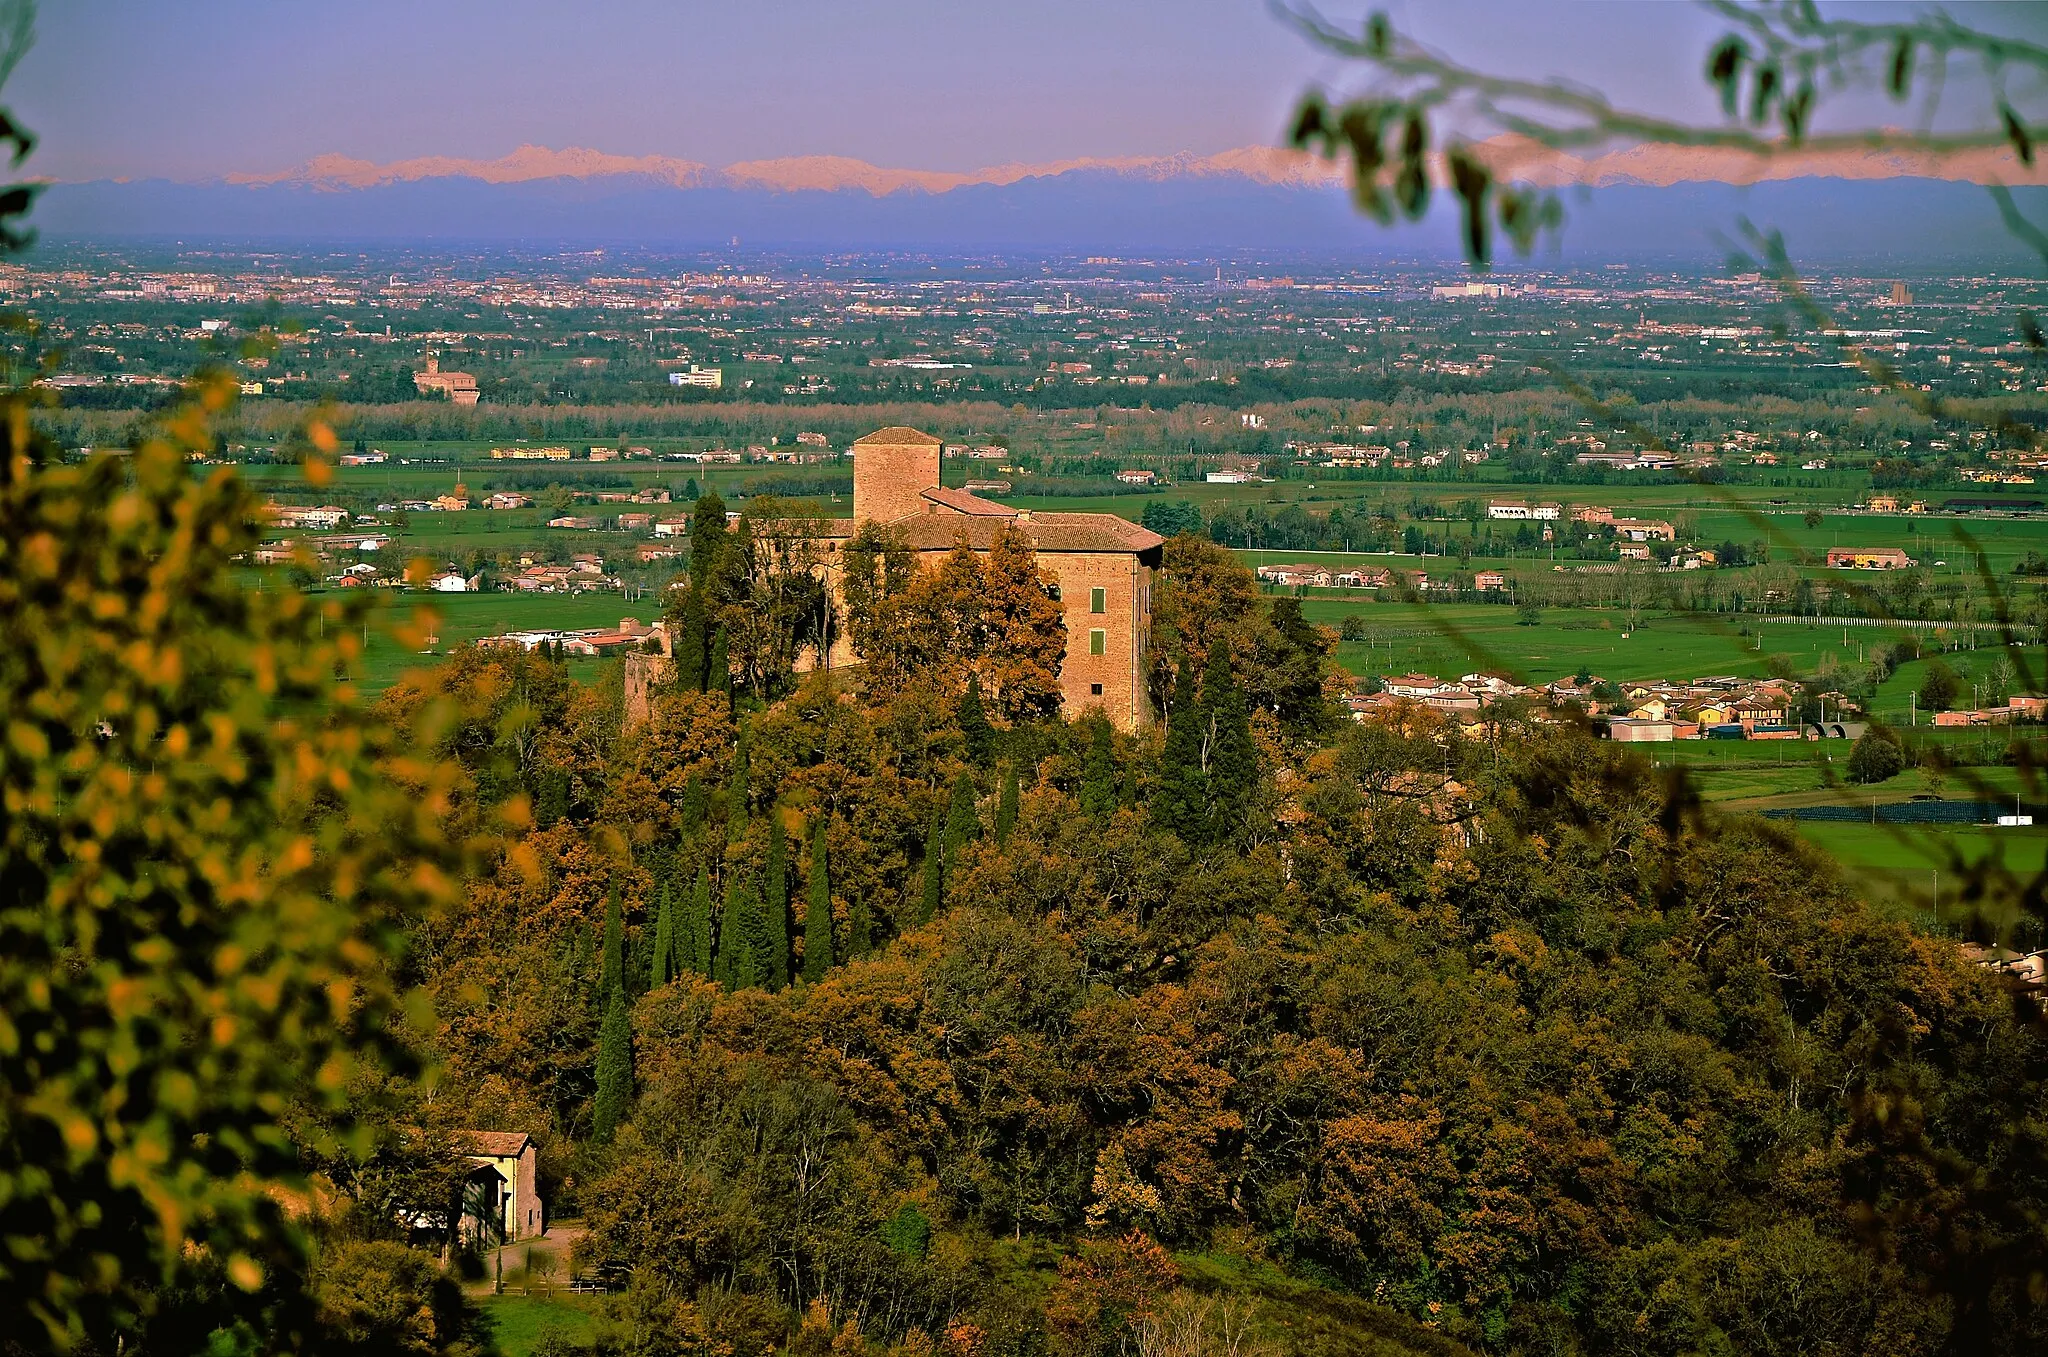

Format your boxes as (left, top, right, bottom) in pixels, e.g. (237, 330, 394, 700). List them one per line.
(477, 1294, 599, 1357)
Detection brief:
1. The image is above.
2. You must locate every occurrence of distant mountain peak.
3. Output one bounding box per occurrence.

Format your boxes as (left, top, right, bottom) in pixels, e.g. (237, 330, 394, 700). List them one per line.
(227, 144, 713, 191)
(222, 145, 1344, 196)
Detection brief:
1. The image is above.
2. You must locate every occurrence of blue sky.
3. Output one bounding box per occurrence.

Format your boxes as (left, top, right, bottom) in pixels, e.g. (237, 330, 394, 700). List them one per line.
(15, 1, 2047, 181)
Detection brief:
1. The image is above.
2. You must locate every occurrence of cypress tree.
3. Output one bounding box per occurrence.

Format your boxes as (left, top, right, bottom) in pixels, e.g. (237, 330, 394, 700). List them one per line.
(598, 885, 623, 1004)
(689, 489, 728, 582)
(680, 773, 707, 829)
(919, 810, 944, 924)
(726, 728, 750, 840)
(944, 771, 980, 856)
(958, 673, 997, 767)
(995, 763, 1020, 846)
(1203, 640, 1258, 843)
(686, 868, 714, 977)
(763, 815, 791, 990)
(676, 587, 708, 691)
(803, 818, 833, 983)
(650, 884, 674, 988)
(1079, 719, 1116, 817)
(1152, 654, 1205, 840)
(708, 626, 731, 704)
(716, 875, 744, 989)
(847, 892, 872, 959)
(591, 979, 633, 1143)
(735, 883, 770, 990)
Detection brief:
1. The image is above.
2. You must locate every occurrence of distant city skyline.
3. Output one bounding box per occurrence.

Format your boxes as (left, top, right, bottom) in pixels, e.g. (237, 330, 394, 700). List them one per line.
(20, 1, 2046, 184)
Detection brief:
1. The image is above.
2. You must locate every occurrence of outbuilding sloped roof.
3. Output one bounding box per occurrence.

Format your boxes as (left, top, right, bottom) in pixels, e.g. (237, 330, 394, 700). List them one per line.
(454, 1130, 532, 1159)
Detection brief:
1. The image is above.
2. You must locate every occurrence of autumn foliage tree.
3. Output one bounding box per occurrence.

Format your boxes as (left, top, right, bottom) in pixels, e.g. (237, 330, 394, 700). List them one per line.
(842, 523, 1066, 722)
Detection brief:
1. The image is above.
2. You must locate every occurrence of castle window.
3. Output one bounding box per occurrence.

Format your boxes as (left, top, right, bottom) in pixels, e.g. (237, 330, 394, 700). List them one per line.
(1088, 629, 1106, 656)
(1089, 586, 1106, 614)
(1091, 683, 1103, 696)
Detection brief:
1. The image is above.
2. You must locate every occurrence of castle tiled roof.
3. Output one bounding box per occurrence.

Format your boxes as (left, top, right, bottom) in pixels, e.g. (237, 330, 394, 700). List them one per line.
(853, 426, 943, 447)
(919, 485, 1014, 516)
(892, 509, 1163, 559)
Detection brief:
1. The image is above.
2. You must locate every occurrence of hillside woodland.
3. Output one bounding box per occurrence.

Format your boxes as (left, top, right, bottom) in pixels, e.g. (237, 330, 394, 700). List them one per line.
(370, 521, 2048, 1356)
(5, 380, 2047, 1357)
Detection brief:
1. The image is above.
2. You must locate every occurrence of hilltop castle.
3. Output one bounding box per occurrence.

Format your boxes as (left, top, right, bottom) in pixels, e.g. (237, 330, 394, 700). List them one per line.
(625, 426, 1164, 732)
(821, 427, 1164, 731)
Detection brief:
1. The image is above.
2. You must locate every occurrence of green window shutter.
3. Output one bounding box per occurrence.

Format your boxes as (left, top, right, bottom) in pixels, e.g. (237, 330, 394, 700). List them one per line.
(1090, 586, 1106, 614)
(1089, 629, 1106, 656)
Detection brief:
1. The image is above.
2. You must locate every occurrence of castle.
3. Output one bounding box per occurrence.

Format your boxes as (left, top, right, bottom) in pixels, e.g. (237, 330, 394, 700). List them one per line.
(624, 427, 1165, 732)
(821, 427, 1165, 732)
(414, 353, 480, 405)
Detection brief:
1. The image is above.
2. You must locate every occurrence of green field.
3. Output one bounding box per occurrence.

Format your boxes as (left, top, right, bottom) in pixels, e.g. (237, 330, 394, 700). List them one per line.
(1290, 599, 1883, 688)
(300, 590, 646, 692)
(1790, 820, 2048, 932)
(478, 1294, 598, 1357)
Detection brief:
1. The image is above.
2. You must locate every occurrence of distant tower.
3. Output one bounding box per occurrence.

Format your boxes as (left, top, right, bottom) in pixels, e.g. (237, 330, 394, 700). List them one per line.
(1890, 281, 1913, 306)
(851, 427, 942, 525)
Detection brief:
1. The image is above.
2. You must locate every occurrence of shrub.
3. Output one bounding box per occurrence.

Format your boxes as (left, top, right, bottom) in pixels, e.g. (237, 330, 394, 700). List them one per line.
(1848, 727, 1906, 784)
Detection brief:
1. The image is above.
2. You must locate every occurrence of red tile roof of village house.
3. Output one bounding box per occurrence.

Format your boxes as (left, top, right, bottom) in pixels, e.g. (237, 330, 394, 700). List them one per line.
(891, 509, 1164, 557)
(853, 426, 943, 446)
(919, 485, 1014, 516)
(453, 1130, 531, 1157)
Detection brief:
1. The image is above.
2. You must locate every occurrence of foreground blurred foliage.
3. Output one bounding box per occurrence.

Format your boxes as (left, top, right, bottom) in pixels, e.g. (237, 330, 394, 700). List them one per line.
(0, 370, 474, 1352)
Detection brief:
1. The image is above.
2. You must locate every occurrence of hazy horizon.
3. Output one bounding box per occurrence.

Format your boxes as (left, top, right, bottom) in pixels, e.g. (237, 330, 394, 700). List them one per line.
(22, 1, 2048, 184)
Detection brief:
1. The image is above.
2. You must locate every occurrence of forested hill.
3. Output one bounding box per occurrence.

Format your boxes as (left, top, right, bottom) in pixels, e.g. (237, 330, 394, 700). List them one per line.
(370, 529, 2048, 1357)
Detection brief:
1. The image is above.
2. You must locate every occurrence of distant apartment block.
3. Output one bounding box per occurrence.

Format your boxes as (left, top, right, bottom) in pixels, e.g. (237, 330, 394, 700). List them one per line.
(668, 365, 723, 389)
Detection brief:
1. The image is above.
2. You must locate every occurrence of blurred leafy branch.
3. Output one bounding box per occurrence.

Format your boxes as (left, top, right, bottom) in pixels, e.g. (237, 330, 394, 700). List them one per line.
(0, 4, 488, 1351)
(1279, 0, 2048, 268)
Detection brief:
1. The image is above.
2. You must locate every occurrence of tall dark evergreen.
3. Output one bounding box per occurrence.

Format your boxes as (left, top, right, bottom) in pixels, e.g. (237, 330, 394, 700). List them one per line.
(1152, 654, 1205, 839)
(919, 810, 944, 924)
(591, 979, 633, 1143)
(1202, 640, 1258, 842)
(675, 586, 708, 691)
(802, 819, 833, 982)
(680, 773, 708, 828)
(598, 885, 623, 1004)
(689, 489, 728, 582)
(715, 876, 744, 989)
(846, 890, 872, 960)
(995, 763, 1021, 846)
(763, 814, 791, 990)
(686, 868, 713, 977)
(649, 884, 674, 988)
(943, 771, 980, 857)
(958, 673, 997, 766)
(1079, 719, 1116, 817)
(708, 626, 732, 703)
(734, 883, 770, 990)
(726, 728, 751, 841)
